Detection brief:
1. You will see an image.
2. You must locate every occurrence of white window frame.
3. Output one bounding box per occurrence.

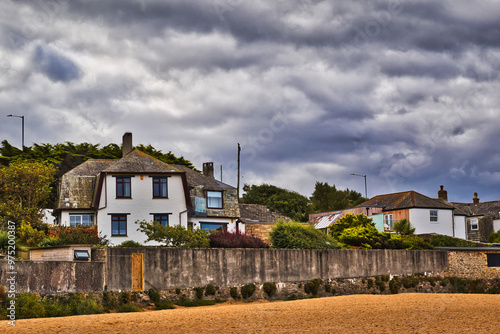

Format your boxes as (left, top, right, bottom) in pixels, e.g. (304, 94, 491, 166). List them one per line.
(470, 218, 479, 231)
(69, 214, 94, 227)
(430, 210, 438, 223)
(206, 191, 223, 209)
(384, 214, 393, 230)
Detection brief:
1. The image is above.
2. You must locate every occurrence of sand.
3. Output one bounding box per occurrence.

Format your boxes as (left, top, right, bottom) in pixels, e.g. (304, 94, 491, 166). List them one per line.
(2, 294, 499, 334)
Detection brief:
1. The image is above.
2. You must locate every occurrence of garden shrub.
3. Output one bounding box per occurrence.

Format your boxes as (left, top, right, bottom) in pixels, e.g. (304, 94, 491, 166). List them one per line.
(402, 276, 419, 289)
(116, 240, 143, 247)
(367, 279, 374, 289)
(393, 219, 415, 236)
(0, 231, 9, 253)
(429, 235, 475, 247)
(102, 287, 118, 311)
(487, 230, 500, 243)
(324, 282, 334, 294)
(147, 289, 161, 304)
(194, 287, 204, 300)
(270, 220, 341, 249)
(119, 291, 131, 304)
(71, 294, 104, 315)
(44, 225, 109, 246)
(440, 278, 449, 286)
(329, 213, 376, 239)
(155, 299, 175, 310)
(389, 277, 401, 294)
(136, 221, 210, 248)
(175, 288, 181, 295)
(117, 303, 144, 313)
(304, 279, 322, 296)
(175, 299, 221, 307)
(402, 236, 434, 250)
(17, 222, 47, 247)
(263, 282, 277, 297)
(16, 293, 46, 319)
(240, 284, 256, 299)
(42, 296, 72, 318)
(230, 287, 239, 299)
(449, 277, 467, 293)
(209, 231, 269, 248)
(205, 284, 216, 296)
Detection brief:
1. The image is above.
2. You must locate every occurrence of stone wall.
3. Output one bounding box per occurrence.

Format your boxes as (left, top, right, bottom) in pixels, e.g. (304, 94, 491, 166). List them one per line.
(445, 249, 500, 279)
(245, 223, 274, 244)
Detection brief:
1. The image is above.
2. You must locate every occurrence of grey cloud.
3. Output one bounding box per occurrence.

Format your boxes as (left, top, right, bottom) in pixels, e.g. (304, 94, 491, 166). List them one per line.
(32, 45, 80, 82)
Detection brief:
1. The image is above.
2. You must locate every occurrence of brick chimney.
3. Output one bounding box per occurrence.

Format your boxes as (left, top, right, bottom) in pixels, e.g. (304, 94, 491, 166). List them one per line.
(473, 192, 480, 204)
(438, 185, 448, 201)
(203, 162, 214, 178)
(122, 132, 133, 157)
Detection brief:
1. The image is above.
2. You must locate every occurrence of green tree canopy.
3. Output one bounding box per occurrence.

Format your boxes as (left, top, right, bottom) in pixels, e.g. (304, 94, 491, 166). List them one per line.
(269, 220, 341, 249)
(309, 181, 367, 213)
(0, 161, 55, 227)
(241, 183, 310, 221)
(328, 213, 376, 239)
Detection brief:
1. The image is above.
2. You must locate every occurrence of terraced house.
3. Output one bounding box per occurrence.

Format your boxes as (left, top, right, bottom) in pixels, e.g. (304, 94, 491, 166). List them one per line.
(54, 133, 240, 245)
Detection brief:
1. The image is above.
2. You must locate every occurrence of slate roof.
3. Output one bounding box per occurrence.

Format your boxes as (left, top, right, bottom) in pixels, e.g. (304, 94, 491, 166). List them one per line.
(172, 164, 236, 191)
(358, 191, 455, 211)
(103, 149, 182, 174)
(238, 204, 291, 224)
(451, 201, 500, 219)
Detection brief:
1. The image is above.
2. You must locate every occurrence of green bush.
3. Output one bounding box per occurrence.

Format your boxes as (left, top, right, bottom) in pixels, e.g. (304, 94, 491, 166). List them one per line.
(241, 284, 256, 299)
(155, 299, 175, 310)
(487, 230, 500, 243)
(367, 279, 374, 289)
(136, 221, 209, 248)
(16, 293, 46, 319)
(205, 284, 216, 296)
(402, 276, 419, 289)
(117, 303, 144, 313)
(147, 289, 161, 304)
(263, 282, 277, 297)
(393, 219, 415, 236)
(102, 287, 118, 311)
(194, 287, 204, 300)
(402, 236, 434, 250)
(389, 277, 401, 294)
(329, 213, 376, 239)
(175, 299, 221, 307)
(119, 291, 131, 304)
(270, 220, 341, 249)
(116, 240, 143, 247)
(0, 231, 9, 253)
(230, 287, 239, 299)
(430, 235, 475, 247)
(42, 296, 72, 318)
(72, 294, 104, 315)
(45, 225, 109, 246)
(304, 279, 322, 296)
(440, 278, 449, 286)
(17, 222, 47, 247)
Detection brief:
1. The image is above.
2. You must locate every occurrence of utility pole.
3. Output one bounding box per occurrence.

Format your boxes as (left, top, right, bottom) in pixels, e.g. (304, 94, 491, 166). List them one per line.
(7, 114, 24, 148)
(237, 143, 241, 201)
(351, 173, 367, 199)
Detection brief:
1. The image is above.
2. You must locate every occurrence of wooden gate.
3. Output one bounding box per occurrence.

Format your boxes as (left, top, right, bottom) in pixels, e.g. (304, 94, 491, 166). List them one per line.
(132, 253, 144, 291)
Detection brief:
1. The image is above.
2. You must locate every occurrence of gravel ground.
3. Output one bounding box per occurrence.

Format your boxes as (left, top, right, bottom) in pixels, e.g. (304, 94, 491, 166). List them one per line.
(2, 294, 499, 334)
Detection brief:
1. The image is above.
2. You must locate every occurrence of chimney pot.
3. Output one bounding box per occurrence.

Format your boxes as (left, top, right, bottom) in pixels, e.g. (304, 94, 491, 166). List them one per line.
(203, 162, 214, 178)
(438, 185, 448, 201)
(122, 133, 133, 157)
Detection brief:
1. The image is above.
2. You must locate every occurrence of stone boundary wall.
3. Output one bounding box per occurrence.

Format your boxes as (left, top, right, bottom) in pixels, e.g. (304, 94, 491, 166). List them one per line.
(445, 249, 500, 279)
(106, 248, 447, 291)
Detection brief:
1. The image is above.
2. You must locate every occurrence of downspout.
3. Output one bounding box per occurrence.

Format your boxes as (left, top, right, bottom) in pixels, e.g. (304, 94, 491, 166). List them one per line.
(452, 208, 455, 238)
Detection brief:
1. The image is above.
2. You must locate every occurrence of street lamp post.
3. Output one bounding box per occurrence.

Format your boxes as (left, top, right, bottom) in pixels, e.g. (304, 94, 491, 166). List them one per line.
(351, 173, 367, 199)
(7, 114, 24, 148)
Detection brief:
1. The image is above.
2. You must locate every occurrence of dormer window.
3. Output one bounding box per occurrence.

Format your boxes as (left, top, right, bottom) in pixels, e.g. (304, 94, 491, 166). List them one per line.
(207, 191, 223, 209)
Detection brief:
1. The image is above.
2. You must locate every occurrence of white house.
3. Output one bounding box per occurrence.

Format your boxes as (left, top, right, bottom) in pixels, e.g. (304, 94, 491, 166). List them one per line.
(55, 133, 191, 245)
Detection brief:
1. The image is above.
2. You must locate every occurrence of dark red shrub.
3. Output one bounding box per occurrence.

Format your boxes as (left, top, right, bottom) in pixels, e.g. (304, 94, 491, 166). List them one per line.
(209, 231, 269, 248)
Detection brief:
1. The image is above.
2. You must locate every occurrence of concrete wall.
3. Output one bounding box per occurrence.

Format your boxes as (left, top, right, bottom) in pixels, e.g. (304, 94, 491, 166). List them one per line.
(0, 260, 105, 294)
(106, 248, 448, 291)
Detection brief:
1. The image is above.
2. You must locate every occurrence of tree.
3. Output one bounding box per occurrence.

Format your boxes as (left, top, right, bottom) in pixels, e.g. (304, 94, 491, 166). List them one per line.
(0, 161, 55, 227)
(309, 181, 366, 213)
(328, 213, 376, 239)
(241, 184, 310, 221)
(135, 220, 209, 248)
(393, 218, 415, 236)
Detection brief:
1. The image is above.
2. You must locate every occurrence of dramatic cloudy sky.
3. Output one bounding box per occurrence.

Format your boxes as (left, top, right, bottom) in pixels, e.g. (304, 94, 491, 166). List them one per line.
(1, 0, 499, 203)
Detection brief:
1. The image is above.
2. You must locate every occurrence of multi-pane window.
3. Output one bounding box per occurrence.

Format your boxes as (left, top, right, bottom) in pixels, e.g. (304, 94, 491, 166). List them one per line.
(153, 177, 168, 198)
(200, 222, 227, 232)
(430, 210, 438, 222)
(384, 214, 393, 230)
(116, 177, 131, 198)
(69, 214, 93, 227)
(111, 214, 127, 236)
(207, 191, 223, 209)
(153, 214, 170, 226)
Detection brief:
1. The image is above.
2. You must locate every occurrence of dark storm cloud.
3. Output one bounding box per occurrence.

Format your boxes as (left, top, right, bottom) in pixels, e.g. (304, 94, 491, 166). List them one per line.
(32, 45, 80, 82)
(1, 0, 500, 202)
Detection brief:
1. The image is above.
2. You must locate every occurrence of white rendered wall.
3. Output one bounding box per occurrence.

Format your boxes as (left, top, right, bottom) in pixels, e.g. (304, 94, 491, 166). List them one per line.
(59, 210, 96, 226)
(494, 219, 500, 232)
(97, 174, 188, 245)
(453, 215, 467, 239)
(409, 208, 454, 236)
